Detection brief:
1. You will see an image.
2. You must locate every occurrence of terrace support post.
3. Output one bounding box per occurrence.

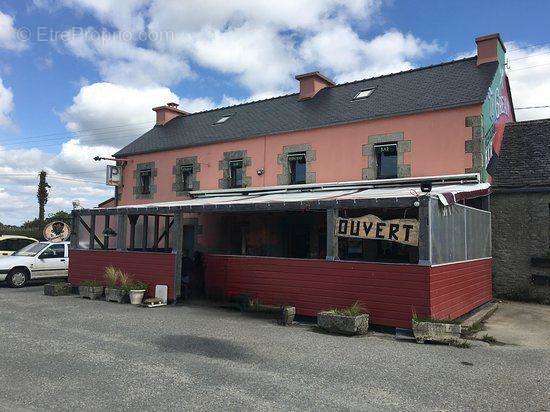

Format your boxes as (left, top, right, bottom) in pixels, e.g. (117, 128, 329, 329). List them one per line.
(70, 210, 79, 249)
(103, 215, 110, 250)
(128, 215, 138, 250)
(142, 214, 148, 251)
(172, 211, 184, 302)
(164, 216, 171, 249)
(116, 213, 127, 251)
(326, 208, 339, 261)
(89, 214, 96, 250)
(418, 196, 431, 265)
(153, 215, 160, 250)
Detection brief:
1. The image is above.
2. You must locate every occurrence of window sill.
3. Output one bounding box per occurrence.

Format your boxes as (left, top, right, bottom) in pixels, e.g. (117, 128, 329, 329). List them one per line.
(530, 256, 550, 268)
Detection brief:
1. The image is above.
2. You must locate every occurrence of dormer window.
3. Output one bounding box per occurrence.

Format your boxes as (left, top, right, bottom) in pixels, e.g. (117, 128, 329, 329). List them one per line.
(353, 89, 374, 100)
(215, 115, 231, 124)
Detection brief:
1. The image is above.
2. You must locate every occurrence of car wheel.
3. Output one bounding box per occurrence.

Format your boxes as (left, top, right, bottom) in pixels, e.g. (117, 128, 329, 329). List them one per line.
(7, 268, 28, 288)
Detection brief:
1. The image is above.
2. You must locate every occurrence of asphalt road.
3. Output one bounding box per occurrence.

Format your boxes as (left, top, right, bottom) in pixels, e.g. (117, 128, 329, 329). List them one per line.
(0, 285, 548, 411)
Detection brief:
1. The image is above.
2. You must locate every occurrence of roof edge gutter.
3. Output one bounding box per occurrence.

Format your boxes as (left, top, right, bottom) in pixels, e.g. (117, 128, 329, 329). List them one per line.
(190, 173, 481, 198)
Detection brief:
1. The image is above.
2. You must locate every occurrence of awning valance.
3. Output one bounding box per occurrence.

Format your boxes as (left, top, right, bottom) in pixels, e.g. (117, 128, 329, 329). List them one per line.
(81, 174, 490, 215)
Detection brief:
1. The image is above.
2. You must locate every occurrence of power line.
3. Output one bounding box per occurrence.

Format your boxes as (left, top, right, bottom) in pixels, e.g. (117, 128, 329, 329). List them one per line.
(508, 50, 550, 61)
(0, 120, 153, 142)
(0, 173, 105, 185)
(515, 105, 550, 110)
(507, 40, 550, 53)
(508, 62, 550, 71)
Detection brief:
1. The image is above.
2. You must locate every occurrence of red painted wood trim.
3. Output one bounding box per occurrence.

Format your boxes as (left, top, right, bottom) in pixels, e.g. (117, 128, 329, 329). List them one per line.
(68, 249, 177, 300)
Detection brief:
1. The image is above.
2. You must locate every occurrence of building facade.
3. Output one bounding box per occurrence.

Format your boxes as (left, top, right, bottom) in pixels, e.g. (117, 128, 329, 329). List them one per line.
(491, 119, 550, 304)
(68, 34, 513, 327)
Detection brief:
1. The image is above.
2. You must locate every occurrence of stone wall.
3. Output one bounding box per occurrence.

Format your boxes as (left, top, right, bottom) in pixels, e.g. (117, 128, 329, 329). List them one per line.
(491, 191, 550, 303)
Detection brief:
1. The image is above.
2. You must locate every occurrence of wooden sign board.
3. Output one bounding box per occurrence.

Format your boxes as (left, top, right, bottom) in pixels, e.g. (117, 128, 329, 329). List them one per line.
(336, 214, 419, 246)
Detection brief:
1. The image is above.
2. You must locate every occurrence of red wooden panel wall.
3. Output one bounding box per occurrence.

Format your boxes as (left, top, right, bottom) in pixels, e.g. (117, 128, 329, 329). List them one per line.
(205, 254, 432, 328)
(204, 254, 493, 328)
(429, 258, 493, 320)
(68, 249, 177, 300)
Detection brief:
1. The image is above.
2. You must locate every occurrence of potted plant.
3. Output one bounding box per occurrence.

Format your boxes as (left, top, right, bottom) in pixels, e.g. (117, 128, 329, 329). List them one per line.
(317, 301, 369, 335)
(103, 266, 128, 303)
(78, 280, 103, 300)
(411, 313, 462, 343)
(126, 281, 148, 305)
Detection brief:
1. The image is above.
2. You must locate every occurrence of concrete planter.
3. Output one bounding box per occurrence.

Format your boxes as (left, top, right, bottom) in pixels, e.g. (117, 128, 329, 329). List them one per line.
(412, 320, 461, 343)
(78, 285, 104, 300)
(317, 312, 369, 335)
(105, 287, 126, 303)
(44, 283, 72, 296)
(278, 306, 296, 326)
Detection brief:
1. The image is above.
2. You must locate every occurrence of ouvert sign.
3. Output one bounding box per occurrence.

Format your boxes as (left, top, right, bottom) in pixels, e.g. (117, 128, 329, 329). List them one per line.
(335, 215, 419, 246)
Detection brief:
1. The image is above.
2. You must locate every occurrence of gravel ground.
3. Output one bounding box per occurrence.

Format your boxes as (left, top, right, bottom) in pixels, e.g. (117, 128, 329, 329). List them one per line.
(0, 285, 548, 411)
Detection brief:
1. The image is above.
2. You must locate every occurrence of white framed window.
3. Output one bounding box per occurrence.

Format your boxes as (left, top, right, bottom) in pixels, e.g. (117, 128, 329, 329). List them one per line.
(215, 115, 231, 124)
(353, 89, 374, 100)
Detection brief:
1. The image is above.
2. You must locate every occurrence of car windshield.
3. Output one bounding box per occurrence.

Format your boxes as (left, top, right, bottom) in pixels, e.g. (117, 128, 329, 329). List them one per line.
(13, 242, 49, 256)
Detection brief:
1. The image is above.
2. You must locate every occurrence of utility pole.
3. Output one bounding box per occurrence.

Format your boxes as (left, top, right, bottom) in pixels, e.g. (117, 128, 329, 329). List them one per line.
(37, 170, 50, 234)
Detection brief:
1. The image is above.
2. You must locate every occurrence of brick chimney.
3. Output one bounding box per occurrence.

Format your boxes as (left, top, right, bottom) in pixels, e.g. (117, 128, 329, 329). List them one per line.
(475, 33, 506, 66)
(153, 102, 189, 126)
(295, 71, 335, 100)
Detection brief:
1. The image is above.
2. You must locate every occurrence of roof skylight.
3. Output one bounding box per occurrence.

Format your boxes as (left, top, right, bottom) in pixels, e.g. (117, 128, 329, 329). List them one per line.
(215, 115, 231, 124)
(353, 89, 374, 100)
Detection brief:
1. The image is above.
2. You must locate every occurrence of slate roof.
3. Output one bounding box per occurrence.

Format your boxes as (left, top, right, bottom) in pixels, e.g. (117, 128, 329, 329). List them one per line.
(115, 57, 498, 158)
(491, 118, 550, 188)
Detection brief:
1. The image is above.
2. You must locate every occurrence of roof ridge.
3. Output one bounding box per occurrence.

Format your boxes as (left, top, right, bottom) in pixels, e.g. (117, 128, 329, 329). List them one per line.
(182, 56, 480, 117)
(505, 118, 550, 127)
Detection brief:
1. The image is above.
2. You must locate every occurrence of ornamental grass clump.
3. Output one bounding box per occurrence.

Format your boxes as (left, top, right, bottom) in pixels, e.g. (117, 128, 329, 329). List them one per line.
(104, 266, 119, 288)
(327, 301, 366, 317)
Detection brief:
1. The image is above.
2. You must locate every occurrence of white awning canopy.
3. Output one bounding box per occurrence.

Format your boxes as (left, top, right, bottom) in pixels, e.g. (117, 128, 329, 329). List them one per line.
(86, 174, 490, 215)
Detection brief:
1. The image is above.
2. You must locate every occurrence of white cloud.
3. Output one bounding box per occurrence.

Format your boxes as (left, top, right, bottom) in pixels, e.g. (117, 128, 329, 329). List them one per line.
(0, 142, 113, 225)
(63, 29, 191, 87)
(60, 82, 177, 146)
(59, 0, 149, 33)
(301, 27, 441, 83)
(506, 43, 550, 121)
(55, 0, 440, 95)
(0, 11, 28, 52)
(0, 77, 14, 127)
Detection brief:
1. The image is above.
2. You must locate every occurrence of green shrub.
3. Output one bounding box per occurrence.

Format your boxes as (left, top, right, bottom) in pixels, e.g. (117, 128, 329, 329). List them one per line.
(122, 280, 148, 293)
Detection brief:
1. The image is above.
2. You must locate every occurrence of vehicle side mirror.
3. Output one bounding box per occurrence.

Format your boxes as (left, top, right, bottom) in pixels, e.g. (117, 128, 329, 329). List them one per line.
(40, 249, 55, 259)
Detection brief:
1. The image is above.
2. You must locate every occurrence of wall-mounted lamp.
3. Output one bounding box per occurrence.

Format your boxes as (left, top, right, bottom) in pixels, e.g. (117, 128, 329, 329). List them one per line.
(420, 180, 432, 193)
(257, 168, 265, 176)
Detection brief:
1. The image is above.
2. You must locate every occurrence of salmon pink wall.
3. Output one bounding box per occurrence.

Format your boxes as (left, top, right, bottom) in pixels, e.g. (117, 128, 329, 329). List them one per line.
(118, 104, 481, 206)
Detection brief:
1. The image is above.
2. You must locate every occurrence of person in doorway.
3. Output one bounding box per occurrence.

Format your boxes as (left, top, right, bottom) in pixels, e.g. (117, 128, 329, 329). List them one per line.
(181, 249, 193, 300)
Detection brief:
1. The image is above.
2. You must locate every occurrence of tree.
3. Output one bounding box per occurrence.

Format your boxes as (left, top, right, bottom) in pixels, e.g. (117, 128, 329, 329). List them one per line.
(37, 170, 50, 231)
(47, 210, 71, 223)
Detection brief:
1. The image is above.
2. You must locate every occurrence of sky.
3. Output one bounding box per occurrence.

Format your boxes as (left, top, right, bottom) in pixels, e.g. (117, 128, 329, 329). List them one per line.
(0, 0, 549, 225)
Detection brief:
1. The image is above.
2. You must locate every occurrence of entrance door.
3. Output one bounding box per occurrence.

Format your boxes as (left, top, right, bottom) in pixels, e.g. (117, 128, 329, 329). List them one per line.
(289, 225, 310, 258)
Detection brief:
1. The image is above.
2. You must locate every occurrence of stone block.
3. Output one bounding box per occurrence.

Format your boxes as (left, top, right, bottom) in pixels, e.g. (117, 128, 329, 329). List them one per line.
(317, 312, 369, 335)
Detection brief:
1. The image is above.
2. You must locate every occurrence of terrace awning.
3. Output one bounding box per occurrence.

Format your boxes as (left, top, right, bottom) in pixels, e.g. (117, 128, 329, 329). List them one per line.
(86, 173, 490, 215)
